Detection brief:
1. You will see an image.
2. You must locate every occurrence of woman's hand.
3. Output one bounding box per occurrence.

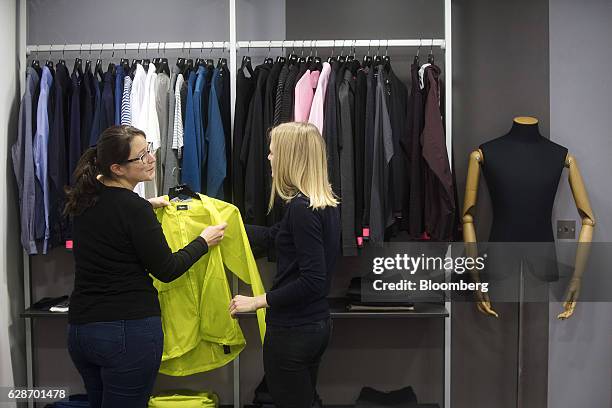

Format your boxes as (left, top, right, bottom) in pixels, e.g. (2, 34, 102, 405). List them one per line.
(148, 196, 171, 209)
(229, 294, 268, 317)
(201, 223, 228, 247)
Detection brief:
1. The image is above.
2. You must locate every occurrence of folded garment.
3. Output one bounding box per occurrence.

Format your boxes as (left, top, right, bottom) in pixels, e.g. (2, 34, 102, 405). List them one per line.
(31, 295, 69, 311)
(50, 299, 70, 313)
(253, 375, 323, 408)
(148, 390, 218, 408)
(355, 386, 418, 408)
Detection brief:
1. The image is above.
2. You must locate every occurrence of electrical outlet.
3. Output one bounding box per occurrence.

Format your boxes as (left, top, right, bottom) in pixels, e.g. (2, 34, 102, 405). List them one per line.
(557, 220, 576, 239)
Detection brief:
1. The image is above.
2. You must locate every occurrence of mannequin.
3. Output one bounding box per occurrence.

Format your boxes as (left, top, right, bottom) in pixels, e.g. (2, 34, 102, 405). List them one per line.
(462, 116, 595, 319)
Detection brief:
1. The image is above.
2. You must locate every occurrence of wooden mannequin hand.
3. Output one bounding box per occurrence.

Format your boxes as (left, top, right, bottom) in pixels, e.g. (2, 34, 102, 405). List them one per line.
(557, 278, 581, 320)
(475, 290, 499, 318)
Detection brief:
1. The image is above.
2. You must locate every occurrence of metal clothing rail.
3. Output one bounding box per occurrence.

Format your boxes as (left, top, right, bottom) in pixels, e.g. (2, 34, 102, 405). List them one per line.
(25, 41, 230, 55)
(25, 39, 446, 55)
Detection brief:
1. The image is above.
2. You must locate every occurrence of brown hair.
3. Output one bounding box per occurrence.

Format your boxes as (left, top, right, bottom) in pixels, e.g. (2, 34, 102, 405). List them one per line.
(64, 125, 145, 216)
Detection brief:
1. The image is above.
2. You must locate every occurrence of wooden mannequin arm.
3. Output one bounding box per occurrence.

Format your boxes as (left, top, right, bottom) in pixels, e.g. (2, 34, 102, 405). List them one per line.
(558, 153, 596, 319)
(462, 149, 483, 244)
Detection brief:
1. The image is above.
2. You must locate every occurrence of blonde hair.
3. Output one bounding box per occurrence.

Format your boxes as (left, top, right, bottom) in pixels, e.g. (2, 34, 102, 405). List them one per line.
(268, 122, 339, 211)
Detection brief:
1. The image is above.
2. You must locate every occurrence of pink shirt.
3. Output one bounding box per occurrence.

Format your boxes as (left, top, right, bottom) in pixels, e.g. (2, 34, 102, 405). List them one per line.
(294, 69, 320, 122)
(307, 62, 331, 133)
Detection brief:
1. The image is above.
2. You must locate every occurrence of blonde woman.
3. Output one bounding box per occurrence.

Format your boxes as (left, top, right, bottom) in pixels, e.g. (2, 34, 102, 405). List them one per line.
(230, 122, 341, 408)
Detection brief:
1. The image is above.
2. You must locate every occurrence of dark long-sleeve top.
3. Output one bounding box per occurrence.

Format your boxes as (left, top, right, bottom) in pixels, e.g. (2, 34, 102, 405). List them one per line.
(245, 194, 340, 327)
(69, 183, 208, 324)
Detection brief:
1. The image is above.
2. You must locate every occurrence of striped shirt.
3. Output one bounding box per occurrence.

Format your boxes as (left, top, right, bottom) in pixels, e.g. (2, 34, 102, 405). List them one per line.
(172, 74, 185, 154)
(121, 76, 132, 125)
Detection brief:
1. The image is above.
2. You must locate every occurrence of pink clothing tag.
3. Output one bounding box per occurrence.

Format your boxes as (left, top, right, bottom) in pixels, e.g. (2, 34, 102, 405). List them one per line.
(363, 228, 370, 238)
(65, 240, 73, 249)
(357, 237, 364, 247)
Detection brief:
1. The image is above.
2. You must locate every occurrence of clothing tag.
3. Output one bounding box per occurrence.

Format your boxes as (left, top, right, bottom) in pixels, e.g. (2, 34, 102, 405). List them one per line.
(362, 227, 370, 238)
(357, 237, 364, 247)
(177, 204, 189, 211)
(223, 345, 231, 354)
(65, 240, 73, 249)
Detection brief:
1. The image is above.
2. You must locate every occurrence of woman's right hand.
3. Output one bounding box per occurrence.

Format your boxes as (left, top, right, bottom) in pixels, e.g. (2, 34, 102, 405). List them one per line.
(200, 223, 228, 247)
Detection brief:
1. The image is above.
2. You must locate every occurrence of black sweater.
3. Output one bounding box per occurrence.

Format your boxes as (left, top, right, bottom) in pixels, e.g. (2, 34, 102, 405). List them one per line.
(246, 194, 341, 327)
(68, 183, 208, 324)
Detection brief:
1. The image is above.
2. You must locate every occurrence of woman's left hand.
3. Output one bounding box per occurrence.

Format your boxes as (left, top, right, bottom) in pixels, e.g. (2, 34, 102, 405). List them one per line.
(229, 294, 268, 317)
(148, 196, 171, 209)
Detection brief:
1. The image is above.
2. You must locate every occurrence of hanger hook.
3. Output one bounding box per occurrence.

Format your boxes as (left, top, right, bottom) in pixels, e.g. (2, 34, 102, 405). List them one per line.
(111, 42, 115, 59)
(430, 38, 434, 54)
(353, 39, 357, 57)
(188, 41, 191, 56)
(385, 40, 389, 57)
(417, 39, 421, 57)
(367, 40, 371, 56)
(63, 43, 66, 57)
(315, 40, 318, 57)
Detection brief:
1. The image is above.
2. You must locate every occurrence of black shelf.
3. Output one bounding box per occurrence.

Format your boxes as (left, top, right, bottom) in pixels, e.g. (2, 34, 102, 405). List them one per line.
(22, 299, 448, 320)
(21, 308, 68, 318)
(237, 298, 448, 319)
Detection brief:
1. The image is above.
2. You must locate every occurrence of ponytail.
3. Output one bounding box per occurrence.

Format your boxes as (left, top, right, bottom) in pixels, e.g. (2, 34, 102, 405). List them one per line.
(64, 147, 100, 216)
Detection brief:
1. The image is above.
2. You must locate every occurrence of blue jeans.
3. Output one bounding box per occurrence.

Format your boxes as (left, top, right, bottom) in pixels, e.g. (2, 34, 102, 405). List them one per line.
(67, 316, 163, 408)
(263, 318, 332, 408)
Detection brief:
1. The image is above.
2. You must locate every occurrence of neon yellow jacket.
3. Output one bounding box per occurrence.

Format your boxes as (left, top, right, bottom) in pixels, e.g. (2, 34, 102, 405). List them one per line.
(149, 390, 218, 408)
(153, 194, 266, 376)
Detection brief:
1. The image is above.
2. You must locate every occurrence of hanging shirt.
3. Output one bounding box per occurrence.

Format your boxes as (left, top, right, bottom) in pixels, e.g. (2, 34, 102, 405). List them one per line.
(294, 69, 320, 122)
(369, 66, 394, 246)
(33, 66, 53, 254)
(155, 71, 171, 193)
(338, 68, 357, 256)
(80, 70, 96, 154)
(121, 75, 132, 125)
(130, 64, 146, 130)
(114, 64, 124, 125)
(12, 67, 40, 254)
(162, 67, 181, 193)
(205, 68, 227, 199)
(172, 73, 185, 152)
(48, 63, 71, 247)
(273, 64, 289, 126)
(193, 66, 208, 178)
(89, 75, 102, 146)
(182, 71, 200, 192)
(68, 70, 82, 184)
(142, 63, 161, 151)
(233, 68, 255, 215)
(323, 61, 341, 195)
(100, 69, 115, 136)
(308, 62, 331, 133)
(154, 194, 266, 376)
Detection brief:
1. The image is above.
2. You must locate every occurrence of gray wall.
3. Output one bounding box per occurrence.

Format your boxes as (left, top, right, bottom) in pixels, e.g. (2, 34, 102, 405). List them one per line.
(548, 1, 612, 407)
(1, 0, 27, 403)
(451, 1, 551, 407)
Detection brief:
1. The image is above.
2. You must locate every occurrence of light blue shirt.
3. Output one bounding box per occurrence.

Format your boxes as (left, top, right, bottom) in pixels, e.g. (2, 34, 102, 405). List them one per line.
(33, 66, 53, 253)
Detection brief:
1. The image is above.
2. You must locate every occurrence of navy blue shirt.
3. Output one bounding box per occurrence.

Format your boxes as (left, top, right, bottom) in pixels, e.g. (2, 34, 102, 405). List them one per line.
(246, 194, 341, 326)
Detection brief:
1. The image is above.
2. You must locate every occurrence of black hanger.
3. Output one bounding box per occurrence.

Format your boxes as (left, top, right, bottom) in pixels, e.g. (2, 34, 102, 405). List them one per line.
(382, 55, 391, 71)
(206, 58, 215, 69)
(276, 56, 286, 64)
(240, 55, 254, 76)
(58, 59, 66, 67)
(160, 58, 170, 76)
(363, 54, 373, 67)
(72, 57, 83, 76)
(186, 58, 194, 74)
(95, 58, 104, 81)
(106, 62, 116, 76)
(373, 54, 383, 66)
(217, 57, 227, 69)
(176, 57, 186, 76)
(195, 57, 203, 67)
(130, 58, 138, 77)
(288, 52, 299, 65)
(84, 59, 93, 74)
(45, 59, 54, 70)
(427, 51, 435, 64)
(168, 184, 200, 200)
(142, 58, 151, 72)
(264, 57, 274, 65)
(120, 58, 130, 73)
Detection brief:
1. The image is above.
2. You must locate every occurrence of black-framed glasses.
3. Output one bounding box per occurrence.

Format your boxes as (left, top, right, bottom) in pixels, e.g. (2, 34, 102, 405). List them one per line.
(123, 142, 154, 165)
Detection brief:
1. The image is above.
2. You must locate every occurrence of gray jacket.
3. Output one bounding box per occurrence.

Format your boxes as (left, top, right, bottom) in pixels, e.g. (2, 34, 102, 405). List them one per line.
(12, 67, 40, 254)
(162, 66, 180, 193)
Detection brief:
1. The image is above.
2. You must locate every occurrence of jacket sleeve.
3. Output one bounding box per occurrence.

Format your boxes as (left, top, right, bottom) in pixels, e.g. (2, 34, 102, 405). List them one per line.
(266, 204, 327, 308)
(128, 200, 208, 283)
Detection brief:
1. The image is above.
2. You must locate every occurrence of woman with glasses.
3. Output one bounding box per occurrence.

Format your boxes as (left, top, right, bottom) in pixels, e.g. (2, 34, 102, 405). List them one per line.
(229, 122, 341, 408)
(63, 125, 227, 408)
